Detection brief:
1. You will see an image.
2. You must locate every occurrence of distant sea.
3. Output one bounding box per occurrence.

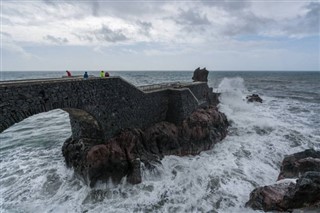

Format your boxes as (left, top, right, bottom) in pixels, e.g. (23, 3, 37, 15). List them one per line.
(1, 71, 319, 212)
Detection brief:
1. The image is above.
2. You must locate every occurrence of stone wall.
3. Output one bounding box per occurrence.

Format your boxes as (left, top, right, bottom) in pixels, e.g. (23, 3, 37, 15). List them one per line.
(166, 89, 199, 124)
(0, 77, 218, 141)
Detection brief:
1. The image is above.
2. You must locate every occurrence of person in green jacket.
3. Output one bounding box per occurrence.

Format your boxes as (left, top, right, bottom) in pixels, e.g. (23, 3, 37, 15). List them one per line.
(100, 71, 104, 77)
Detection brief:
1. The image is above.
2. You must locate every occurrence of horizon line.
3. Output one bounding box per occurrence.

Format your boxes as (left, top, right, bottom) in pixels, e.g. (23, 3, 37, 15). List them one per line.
(1, 70, 319, 72)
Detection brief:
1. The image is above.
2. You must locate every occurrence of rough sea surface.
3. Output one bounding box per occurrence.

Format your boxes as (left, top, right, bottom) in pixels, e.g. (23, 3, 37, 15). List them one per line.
(1, 71, 319, 213)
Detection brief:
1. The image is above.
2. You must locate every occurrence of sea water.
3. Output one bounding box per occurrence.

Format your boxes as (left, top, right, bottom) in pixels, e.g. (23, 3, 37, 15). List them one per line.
(0, 71, 319, 213)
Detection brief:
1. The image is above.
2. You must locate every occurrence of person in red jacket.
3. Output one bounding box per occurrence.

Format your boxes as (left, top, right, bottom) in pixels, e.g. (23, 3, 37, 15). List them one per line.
(66, 70, 72, 77)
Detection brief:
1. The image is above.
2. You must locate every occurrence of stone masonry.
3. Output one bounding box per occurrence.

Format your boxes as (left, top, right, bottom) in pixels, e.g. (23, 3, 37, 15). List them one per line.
(0, 77, 218, 142)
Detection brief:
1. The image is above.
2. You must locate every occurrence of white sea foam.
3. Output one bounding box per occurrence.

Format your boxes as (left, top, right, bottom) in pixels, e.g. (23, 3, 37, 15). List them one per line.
(1, 74, 319, 213)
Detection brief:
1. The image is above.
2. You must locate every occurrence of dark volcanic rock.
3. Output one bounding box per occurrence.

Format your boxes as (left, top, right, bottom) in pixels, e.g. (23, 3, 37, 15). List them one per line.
(245, 182, 294, 211)
(179, 106, 229, 155)
(192, 67, 209, 82)
(144, 121, 180, 156)
(246, 94, 263, 103)
(284, 171, 320, 209)
(246, 172, 320, 212)
(62, 106, 229, 186)
(246, 149, 320, 212)
(278, 149, 320, 180)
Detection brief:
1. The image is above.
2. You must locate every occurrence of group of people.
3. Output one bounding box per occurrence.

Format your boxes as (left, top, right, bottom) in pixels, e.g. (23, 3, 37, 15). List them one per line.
(65, 70, 110, 79)
(100, 70, 110, 77)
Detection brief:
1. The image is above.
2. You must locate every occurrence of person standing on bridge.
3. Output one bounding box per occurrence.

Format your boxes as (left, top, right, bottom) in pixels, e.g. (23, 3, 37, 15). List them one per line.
(83, 71, 89, 80)
(66, 70, 72, 77)
(100, 71, 104, 77)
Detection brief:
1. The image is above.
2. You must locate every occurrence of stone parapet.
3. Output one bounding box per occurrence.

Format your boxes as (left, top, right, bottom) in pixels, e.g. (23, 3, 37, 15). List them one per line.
(0, 77, 219, 142)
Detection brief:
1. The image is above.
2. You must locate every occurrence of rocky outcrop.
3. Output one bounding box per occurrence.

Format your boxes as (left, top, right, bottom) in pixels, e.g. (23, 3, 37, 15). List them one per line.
(62, 106, 229, 187)
(246, 94, 263, 103)
(245, 181, 294, 211)
(278, 149, 320, 180)
(192, 67, 209, 82)
(246, 149, 320, 212)
(246, 172, 320, 211)
(284, 171, 320, 209)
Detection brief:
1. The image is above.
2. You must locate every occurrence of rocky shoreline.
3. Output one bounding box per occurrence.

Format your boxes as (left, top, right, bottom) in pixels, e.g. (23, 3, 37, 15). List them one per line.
(61, 68, 318, 212)
(246, 149, 320, 212)
(62, 105, 229, 187)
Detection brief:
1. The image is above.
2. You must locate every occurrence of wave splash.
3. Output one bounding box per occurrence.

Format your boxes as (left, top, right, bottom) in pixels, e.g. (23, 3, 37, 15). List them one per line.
(1, 76, 318, 213)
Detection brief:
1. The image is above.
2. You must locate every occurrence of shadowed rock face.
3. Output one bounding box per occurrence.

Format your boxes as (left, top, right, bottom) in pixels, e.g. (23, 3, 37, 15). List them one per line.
(62, 106, 229, 187)
(246, 149, 320, 212)
(278, 149, 320, 180)
(192, 67, 209, 82)
(284, 171, 320, 209)
(245, 182, 294, 211)
(246, 172, 320, 212)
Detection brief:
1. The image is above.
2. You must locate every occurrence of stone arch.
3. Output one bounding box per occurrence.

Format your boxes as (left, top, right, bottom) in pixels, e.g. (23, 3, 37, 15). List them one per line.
(1, 106, 104, 142)
(63, 108, 104, 140)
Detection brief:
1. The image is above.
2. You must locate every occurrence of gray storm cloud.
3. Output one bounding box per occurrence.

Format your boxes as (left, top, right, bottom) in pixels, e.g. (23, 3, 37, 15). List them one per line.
(95, 25, 128, 43)
(222, 12, 274, 36)
(137, 20, 153, 36)
(201, 0, 250, 10)
(44, 35, 69, 44)
(285, 2, 320, 35)
(175, 9, 211, 26)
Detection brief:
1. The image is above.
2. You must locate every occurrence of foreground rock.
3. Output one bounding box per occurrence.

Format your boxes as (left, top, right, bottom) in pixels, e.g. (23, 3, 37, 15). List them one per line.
(246, 94, 263, 103)
(62, 106, 229, 186)
(246, 181, 294, 211)
(246, 149, 320, 212)
(192, 67, 209, 82)
(278, 149, 320, 180)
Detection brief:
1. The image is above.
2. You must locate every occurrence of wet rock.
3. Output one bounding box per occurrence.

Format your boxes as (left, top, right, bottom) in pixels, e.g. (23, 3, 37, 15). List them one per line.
(278, 149, 320, 180)
(245, 181, 294, 211)
(284, 171, 320, 209)
(144, 121, 180, 156)
(246, 172, 320, 212)
(246, 149, 320, 212)
(179, 106, 229, 155)
(192, 67, 209, 82)
(62, 106, 229, 187)
(86, 129, 152, 186)
(246, 94, 263, 103)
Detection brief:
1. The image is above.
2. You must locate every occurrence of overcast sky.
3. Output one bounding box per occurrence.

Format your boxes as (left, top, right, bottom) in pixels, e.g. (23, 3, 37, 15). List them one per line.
(1, 0, 319, 71)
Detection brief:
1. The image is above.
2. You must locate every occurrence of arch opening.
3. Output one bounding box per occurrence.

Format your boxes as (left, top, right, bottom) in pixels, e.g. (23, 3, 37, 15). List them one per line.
(1, 108, 104, 144)
(63, 108, 104, 141)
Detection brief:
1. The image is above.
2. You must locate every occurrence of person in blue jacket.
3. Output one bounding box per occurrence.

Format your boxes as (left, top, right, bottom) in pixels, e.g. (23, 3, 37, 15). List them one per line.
(83, 71, 89, 79)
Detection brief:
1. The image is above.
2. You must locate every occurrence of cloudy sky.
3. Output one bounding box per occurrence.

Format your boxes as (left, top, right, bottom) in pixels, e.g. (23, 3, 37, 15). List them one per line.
(1, 0, 319, 71)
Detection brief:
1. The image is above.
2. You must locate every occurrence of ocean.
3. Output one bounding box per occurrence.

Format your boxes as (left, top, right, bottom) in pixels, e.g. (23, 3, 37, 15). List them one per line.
(0, 71, 319, 213)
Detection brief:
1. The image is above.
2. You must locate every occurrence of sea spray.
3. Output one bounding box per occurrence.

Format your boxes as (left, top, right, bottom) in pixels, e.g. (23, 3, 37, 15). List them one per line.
(1, 72, 319, 212)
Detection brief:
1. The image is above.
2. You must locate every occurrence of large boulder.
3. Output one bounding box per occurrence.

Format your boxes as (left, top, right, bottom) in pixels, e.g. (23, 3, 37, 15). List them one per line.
(192, 67, 209, 82)
(246, 172, 320, 212)
(245, 181, 294, 211)
(246, 149, 320, 212)
(62, 106, 229, 187)
(283, 171, 320, 209)
(278, 149, 320, 180)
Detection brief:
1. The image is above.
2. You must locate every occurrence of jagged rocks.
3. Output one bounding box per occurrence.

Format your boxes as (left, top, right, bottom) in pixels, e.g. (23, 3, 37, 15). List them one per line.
(192, 67, 209, 82)
(278, 149, 320, 180)
(246, 149, 320, 212)
(284, 171, 320, 209)
(246, 94, 263, 103)
(245, 181, 294, 211)
(62, 106, 229, 187)
(246, 172, 320, 212)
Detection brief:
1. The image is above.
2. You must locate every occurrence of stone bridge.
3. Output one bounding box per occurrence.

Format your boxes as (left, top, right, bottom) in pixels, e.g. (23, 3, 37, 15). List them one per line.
(0, 76, 218, 141)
